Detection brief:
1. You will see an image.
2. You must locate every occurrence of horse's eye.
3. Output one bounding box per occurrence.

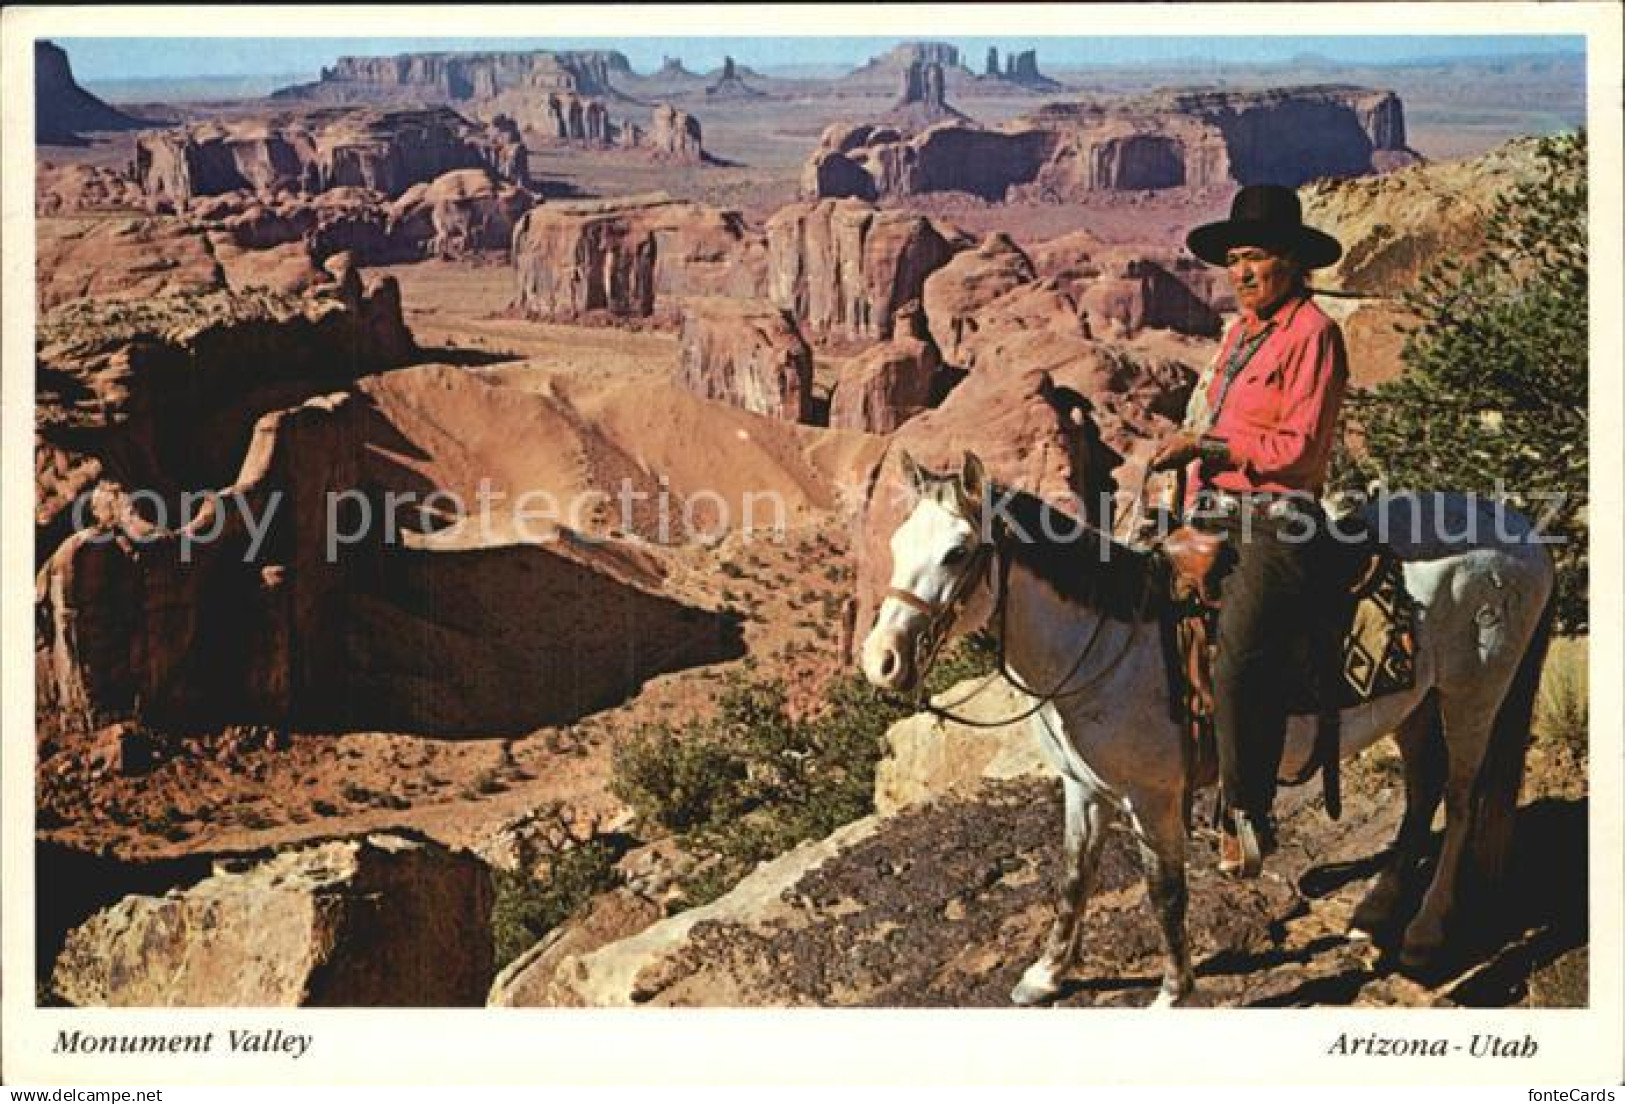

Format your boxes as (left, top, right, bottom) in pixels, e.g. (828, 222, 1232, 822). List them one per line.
(942, 544, 969, 566)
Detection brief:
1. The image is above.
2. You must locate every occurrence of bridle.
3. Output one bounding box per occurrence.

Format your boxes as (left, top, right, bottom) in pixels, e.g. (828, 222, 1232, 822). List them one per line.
(882, 521, 998, 699)
(881, 504, 1157, 729)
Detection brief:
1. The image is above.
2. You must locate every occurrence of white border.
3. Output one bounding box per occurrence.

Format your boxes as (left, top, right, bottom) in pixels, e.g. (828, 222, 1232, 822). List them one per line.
(2, 3, 1620, 1086)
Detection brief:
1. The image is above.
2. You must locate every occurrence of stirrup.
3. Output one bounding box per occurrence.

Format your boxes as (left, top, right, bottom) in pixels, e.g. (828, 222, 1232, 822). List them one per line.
(1218, 810, 1268, 879)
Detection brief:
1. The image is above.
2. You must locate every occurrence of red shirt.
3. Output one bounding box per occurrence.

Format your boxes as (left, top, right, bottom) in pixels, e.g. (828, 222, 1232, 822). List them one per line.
(1195, 294, 1348, 496)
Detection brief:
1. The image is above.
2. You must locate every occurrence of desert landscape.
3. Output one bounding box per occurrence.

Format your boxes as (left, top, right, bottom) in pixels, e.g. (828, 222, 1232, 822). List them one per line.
(31, 36, 1588, 1010)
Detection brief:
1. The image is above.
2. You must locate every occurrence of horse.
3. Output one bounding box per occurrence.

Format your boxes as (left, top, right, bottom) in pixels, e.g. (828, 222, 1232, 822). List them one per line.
(858, 450, 1555, 1007)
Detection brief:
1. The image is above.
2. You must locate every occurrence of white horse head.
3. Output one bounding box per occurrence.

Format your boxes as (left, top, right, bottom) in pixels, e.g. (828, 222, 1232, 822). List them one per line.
(860, 449, 998, 694)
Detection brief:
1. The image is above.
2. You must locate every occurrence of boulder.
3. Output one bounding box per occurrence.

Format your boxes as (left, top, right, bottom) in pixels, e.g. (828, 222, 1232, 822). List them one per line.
(512, 194, 767, 322)
(676, 298, 813, 422)
(766, 199, 961, 343)
(518, 818, 884, 1006)
(50, 834, 494, 1006)
(387, 168, 535, 259)
(489, 887, 665, 1006)
(874, 679, 1053, 816)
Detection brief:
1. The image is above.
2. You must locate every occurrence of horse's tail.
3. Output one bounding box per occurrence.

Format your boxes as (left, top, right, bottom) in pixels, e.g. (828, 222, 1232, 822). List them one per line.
(1467, 586, 1556, 890)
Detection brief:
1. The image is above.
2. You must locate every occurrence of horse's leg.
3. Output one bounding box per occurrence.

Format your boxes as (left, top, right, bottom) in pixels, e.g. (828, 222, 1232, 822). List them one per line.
(1012, 774, 1108, 1006)
(1401, 688, 1501, 969)
(1350, 693, 1446, 940)
(1131, 797, 1195, 1008)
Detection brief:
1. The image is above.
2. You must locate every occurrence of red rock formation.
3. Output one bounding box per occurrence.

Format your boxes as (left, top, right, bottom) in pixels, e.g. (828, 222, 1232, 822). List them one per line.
(386, 168, 535, 259)
(766, 199, 962, 343)
(37, 218, 227, 311)
(134, 107, 528, 208)
(34, 279, 415, 563)
(648, 104, 704, 163)
(35, 163, 147, 215)
(806, 85, 1420, 203)
(36, 390, 368, 733)
(512, 195, 768, 322)
(828, 304, 942, 433)
(676, 298, 813, 422)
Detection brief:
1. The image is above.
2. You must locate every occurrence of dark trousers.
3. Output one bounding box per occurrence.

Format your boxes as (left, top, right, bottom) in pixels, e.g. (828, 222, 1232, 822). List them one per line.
(1202, 510, 1319, 821)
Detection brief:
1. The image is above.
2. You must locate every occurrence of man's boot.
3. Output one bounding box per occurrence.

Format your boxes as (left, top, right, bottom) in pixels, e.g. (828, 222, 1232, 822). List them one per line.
(1218, 806, 1276, 878)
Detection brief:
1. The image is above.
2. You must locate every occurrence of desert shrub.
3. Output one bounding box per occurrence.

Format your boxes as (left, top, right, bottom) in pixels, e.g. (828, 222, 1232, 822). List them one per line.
(1534, 635, 1588, 751)
(611, 634, 998, 906)
(489, 837, 622, 973)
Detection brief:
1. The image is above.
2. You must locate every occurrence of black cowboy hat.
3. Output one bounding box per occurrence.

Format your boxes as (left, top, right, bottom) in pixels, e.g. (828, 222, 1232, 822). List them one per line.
(1186, 184, 1343, 269)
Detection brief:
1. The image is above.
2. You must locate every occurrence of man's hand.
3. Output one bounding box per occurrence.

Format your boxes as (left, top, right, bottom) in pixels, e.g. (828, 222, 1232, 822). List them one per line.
(1151, 431, 1202, 472)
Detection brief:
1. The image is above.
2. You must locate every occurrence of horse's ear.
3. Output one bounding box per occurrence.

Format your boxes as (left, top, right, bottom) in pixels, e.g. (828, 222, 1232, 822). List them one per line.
(898, 448, 927, 496)
(959, 451, 987, 506)
(955, 451, 988, 524)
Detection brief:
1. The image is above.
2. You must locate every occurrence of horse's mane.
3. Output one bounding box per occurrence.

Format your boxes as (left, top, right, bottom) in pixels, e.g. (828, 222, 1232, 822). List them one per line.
(990, 485, 1157, 624)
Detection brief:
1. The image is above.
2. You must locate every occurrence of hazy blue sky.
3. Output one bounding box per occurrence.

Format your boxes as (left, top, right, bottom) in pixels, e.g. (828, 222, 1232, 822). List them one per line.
(61, 35, 1584, 82)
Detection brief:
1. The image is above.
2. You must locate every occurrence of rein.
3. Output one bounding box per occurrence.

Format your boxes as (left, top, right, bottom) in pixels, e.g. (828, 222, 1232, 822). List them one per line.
(887, 512, 1158, 730)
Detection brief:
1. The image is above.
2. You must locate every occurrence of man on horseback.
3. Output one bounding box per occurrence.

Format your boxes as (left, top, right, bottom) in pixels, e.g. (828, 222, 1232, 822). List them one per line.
(1151, 184, 1350, 878)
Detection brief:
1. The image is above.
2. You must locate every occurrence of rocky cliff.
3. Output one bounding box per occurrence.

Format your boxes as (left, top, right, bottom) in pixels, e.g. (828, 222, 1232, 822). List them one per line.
(135, 107, 527, 207)
(766, 199, 963, 343)
(512, 194, 767, 322)
(676, 299, 814, 422)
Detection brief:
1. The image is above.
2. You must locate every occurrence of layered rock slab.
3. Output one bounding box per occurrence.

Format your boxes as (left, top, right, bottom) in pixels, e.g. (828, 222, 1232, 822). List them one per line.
(51, 833, 493, 1006)
(766, 199, 962, 343)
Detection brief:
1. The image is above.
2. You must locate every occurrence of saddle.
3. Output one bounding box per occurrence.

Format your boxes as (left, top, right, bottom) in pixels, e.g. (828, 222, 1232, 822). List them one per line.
(1157, 514, 1417, 821)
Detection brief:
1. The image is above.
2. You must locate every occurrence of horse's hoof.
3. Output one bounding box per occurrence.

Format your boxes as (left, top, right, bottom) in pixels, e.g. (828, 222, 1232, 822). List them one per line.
(1400, 916, 1444, 962)
(1149, 979, 1194, 1009)
(1011, 963, 1061, 1006)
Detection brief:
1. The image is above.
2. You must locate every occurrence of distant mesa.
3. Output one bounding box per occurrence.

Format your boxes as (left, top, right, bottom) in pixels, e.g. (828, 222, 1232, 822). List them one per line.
(705, 56, 765, 99)
(849, 42, 973, 82)
(35, 40, 154, 146)
(273, 49, 639, 105)
(805, 84, 1422, 203)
